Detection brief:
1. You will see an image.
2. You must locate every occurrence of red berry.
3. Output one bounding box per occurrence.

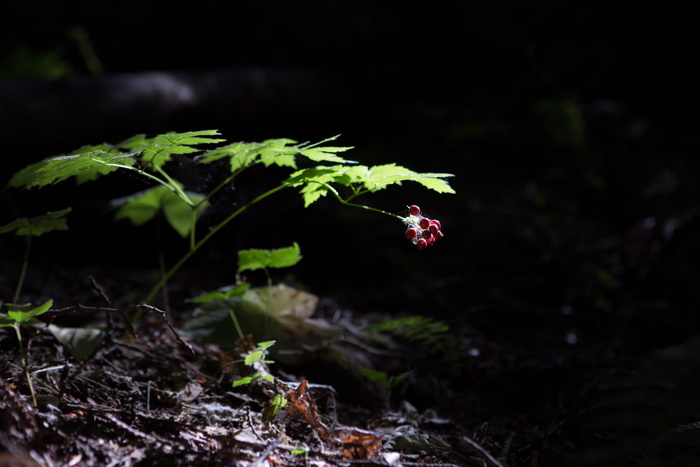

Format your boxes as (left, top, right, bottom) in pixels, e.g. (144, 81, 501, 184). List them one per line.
(426, 235, 436, 245)
(419, 218, 431, 229)
(431, 219, 441, 229)
(421, 230, 432, 239)
(409, 205, 421, 216)
(405, 228, 418, 240)
(434, 230, 444, 240)
(428, 224, 439, 234)
(416, 238, 428, 250)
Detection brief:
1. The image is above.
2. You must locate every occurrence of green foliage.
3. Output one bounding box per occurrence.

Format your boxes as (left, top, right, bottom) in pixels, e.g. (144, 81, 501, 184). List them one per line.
(0, 209, 71, 303)
(0, 299, 53, 327)
(7, 129, 455, 304)
(232, 340, 277, 388)
(112, 186, 208, 237)
(237, 243, 303, 273)
(286, 163, 455, 207)
(0, 208, 71, 237)
(187, 283, 250, 304)
(0, 299, 53, 407)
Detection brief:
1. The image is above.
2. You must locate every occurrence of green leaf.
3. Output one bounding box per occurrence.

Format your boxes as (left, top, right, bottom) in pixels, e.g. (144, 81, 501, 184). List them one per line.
(10, 149, 135, 188)
(162, 190, 208, 237)
(6, 299, 53, 324)
(187, 283, 250, 304)
(112, 186, 208, 237)
(299, 146, 355, 164)
(232, 376, 254, 387)
(361, 164, 456, 194)
(244, 350, 264, 365)
(237, 242, 302, 273)
(361, 369, 392, 390)
(257, 139, 298, 168)
(257, 340, 276, 350)
(0, 207, 71, 237)
(141, 130, 225, 170)
(198, 141, 261, 172)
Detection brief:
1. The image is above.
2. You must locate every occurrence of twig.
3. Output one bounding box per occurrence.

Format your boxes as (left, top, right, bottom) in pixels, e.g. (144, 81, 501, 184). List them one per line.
(459, 435, 506, 467)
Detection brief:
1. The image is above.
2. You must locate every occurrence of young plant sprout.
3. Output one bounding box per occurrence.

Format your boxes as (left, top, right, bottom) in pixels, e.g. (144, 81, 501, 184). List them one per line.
(403, 205, 444, 250)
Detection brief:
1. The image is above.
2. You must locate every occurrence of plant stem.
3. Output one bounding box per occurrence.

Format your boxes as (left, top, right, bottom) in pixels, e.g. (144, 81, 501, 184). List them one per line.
(143, 183, 288, 304)
(14, 324, 38, 407)
(13, 235, 31, 304)
(317, 181, 406, 222)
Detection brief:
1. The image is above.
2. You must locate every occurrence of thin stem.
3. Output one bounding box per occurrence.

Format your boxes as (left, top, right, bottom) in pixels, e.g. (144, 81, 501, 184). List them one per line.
(14, 324, 38, 407)
(156, 215, 171, 320)
(143, 183, 289, 304)
(13, 235, 31, 304)
(315, 181, 406, 222)
(229, 310, 245, 340)
(189, 207, 197, 251)
(155, 167, 193, 206)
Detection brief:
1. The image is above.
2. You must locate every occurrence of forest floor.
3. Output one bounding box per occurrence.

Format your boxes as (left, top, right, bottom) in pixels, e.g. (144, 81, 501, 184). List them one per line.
(0, 266, 580, 467)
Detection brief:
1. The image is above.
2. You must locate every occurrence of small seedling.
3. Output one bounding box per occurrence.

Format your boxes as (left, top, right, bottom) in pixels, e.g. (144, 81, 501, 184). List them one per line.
(232, 339, 277, 387)
(0, 299, 53, 407)
(360, 368, 414, 407)
(0, 207, 71, 303)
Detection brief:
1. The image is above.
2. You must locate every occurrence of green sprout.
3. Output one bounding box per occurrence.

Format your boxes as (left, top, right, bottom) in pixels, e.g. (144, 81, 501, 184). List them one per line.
(0, 207, 71, 303)
(0, 299, 53, 407)
(361, 368, 414, 408)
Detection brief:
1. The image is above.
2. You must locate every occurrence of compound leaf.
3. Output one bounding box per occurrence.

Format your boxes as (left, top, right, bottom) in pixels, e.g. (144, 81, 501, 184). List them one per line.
(299, 146, 355, 164)
(141, 130, 225, 170)
(10, 149, 135, 188)
(0, 207, 71, 237)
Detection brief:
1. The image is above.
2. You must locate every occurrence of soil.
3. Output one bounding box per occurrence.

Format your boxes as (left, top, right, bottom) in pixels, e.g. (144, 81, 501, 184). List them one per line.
(0, 286, 511, 467)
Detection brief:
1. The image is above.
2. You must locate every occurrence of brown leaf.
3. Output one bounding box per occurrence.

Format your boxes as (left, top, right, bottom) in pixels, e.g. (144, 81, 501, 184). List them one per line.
(332, 426, 382, 460)
(284, 380, 330, 438)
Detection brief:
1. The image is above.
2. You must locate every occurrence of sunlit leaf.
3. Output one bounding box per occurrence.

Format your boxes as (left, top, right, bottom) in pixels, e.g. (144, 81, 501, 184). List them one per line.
(237, 242, 302, 273)
(6, 299, 53, 324)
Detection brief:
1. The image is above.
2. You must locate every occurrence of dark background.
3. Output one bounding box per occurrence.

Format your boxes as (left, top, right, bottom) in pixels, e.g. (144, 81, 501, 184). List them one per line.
(2, 2, 700, 463)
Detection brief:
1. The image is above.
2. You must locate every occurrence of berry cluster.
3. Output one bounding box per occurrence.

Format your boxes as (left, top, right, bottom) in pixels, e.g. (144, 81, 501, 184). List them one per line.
(404, 205, 444, 250)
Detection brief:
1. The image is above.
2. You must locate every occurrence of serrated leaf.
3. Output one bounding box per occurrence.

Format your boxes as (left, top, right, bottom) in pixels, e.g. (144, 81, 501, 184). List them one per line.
(257, 139, 298, 168)
(0, 207, 71, 237)
(7, 299, 53, 324)
(12, 149, 135, 188)
(362, 164, 456, 194)
(141, 130, 225, 170)
(299, 146, 355, 163)
(198, 141, 259, 171)
(237, 242, 302, 273)
(118, 134, 153, 151)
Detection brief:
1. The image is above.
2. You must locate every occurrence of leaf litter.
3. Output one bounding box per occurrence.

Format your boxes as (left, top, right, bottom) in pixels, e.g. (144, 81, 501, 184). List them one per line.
(0, 295, 494, 466)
